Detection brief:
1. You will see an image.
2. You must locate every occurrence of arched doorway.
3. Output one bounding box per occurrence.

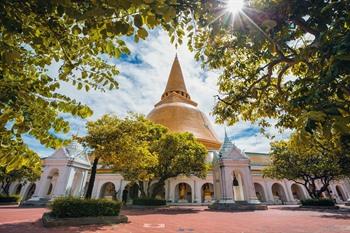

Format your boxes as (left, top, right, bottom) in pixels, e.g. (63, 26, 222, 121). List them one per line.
(175, 183, 192, 203)
(254, 183, 266, 202)
(201, 183, 214, 203)
(45, 168, 59, 198)
(271, 183, 287, 204)
(14, 183, 23, 195)
(336, 185, 346, 201)
(24, 183, 36, 201)
(122, 183, 139, 203)
(100, 182, 116, 200)
(291, 184, 305, 201)
(150, 183, 165, 200)
(232, 171, 244, 201)
(70, 171, 83, 196)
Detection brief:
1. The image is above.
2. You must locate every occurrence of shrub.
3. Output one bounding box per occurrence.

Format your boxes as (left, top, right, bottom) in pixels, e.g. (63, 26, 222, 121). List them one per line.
(0, 195, 20, 203)
(49, 197, 122, 218)
(133, 198, 166, 206)
(301, 198, 335, 206)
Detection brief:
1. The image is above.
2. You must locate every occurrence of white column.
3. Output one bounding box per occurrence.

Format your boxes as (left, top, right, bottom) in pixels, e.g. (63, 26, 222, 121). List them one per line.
(92, 178, 100, 198)
(284, 180, 294, 203)
(19, 182, 30, 199)
(75, 170, 87, 197)
(265, 181, 274, 203)
(54, 167, 75, 197)
(166, 179, 171, 201)
(193, 180, 201, 203)
(223, 168, 234, 201)
(169, 180, 175, 202)
(242, 167, 259, 204)
(35, 167, 51, 198)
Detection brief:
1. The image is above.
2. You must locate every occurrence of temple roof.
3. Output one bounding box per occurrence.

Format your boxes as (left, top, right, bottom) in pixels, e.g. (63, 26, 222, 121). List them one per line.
(147, 56, 221, 150)
(218, 131, 248, 160)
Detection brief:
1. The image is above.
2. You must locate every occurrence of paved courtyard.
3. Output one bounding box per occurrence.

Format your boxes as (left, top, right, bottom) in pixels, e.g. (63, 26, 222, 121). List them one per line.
(0, 205, 350, 233)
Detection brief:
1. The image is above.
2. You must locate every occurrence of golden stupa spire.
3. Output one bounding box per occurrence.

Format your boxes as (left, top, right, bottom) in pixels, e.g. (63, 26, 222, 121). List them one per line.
(161, 55, 190, 99)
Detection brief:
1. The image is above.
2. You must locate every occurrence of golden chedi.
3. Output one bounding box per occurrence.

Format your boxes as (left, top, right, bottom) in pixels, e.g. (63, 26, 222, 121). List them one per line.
(147, 55, 221, 150)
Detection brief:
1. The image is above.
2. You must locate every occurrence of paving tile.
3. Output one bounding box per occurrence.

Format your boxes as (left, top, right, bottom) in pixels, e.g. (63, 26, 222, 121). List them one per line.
(0, 205, 350, 233)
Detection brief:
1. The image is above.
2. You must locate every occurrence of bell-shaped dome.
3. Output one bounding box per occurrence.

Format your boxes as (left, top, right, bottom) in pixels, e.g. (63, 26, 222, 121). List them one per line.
(147, 55, 221, 150)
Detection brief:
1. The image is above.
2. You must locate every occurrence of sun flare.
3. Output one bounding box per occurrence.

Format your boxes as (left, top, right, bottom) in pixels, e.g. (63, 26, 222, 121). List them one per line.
(226, 0, 245, 15)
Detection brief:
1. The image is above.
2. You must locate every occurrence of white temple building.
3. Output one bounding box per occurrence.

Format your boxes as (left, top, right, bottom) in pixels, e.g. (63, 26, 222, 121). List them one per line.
(8, 56, 350, 205)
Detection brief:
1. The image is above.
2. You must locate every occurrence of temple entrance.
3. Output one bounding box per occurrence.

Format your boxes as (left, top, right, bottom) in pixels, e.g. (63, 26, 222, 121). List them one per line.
(336, 185, 346, 201)
(175, 183, 192, 203)
(271, 183, 287, 204)
(232, 172, 244, 201)
(291, 184, 305, 201)
(24, 183, 36, 201)
(45, 168, 59, 198)
(201, 183, 214, 203)
(150, 183, 165, 200)
(70, 170, 83, 196)
(123, 183, 139, 203)
(254, 183, 266, 202)
(100, 182, 116, 200)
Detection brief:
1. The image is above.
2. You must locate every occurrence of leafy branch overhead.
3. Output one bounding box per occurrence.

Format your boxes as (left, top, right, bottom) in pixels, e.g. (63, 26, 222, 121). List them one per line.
(188, 0, 350, 146)
(0, 0, 197, 170)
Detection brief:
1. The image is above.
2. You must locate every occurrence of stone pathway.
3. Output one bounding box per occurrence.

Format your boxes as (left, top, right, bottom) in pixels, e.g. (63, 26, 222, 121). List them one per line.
(0, 205, 350, 233)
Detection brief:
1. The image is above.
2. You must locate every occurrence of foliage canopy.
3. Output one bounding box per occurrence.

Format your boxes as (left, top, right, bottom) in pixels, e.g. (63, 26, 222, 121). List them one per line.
(80, 114, 208, 198)
(189, 0, 350, 148)
(0, 0, 195, 171)
(263, 127, 350, 198)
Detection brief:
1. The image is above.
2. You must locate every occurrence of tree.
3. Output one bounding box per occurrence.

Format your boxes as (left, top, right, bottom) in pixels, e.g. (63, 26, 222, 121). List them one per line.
(79, 113, 167, 198)
(0, 164, 41, 196)
(0, 0, 196, 171)
(263, 127, 350, 199)
(80, 113, 208, 199)
(188, 0, 350, 150)
(147, 132, 208, 198)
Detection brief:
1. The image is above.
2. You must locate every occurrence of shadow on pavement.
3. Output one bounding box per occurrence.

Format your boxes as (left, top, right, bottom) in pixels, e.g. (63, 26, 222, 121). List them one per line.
(122, 207, 202, 216)
(273, 206, 350, 220)
(0, 219, 111, 233)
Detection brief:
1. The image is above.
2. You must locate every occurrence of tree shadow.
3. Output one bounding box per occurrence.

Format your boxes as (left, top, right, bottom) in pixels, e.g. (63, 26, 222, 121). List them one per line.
(273, 206, 350, 219)
(0, 205, 20, 209)
(122, 207, 202, 216)
(0, 219, 123, 233)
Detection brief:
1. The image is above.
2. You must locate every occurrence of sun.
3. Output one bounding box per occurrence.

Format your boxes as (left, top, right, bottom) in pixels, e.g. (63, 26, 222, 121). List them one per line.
(226, 0, 245, 15)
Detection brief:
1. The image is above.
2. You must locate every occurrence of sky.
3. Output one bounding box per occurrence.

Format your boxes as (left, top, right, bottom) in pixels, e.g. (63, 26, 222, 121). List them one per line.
(25, 29, 290, 157)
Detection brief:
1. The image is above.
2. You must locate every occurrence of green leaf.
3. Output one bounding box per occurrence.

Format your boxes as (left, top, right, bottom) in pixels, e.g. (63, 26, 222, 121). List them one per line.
(137, 28, 148, 39)
(134, 14, 143, 28)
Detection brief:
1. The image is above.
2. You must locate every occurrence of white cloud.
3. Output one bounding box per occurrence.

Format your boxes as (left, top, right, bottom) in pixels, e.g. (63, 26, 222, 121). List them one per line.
(31, 29, 290, 156)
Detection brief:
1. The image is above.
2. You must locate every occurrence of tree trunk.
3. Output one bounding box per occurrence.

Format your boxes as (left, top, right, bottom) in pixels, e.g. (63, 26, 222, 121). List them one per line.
(303, 179, 330, 199)
(138, 181, 146, 198)
(304, 183, 318, 199)
(85, 157, 99, 199)
(1, 178, 11, 196)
